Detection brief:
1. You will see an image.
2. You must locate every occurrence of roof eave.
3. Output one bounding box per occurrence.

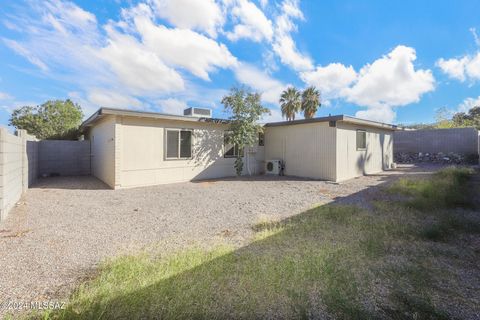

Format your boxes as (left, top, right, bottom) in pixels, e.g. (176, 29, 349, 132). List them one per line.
(80, 107, 230, 129)
(264, 115, 397, 130)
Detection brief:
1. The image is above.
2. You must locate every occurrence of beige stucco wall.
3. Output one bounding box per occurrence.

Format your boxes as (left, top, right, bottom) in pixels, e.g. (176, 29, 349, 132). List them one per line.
(88, 115, 394, 188)
(116, 116, 263, 188)
(264, 122, 337, 181)
(89, 116, 116, 188)
(335, 123, 393, 182)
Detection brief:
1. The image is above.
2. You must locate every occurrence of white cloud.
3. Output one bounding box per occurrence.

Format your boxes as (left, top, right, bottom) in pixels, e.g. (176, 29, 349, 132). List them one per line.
(100, 27, 185, 93)
(466, 53, 480, 79)
(3, 39, 49, 71)
(470, 27, 480, 47)
(436, 56, 470, 82)
(226, 0, 273, 42)
(133, 15, 238, 81)
(87, 88, 142, 109)
(234, 62, 287, 103)
(300, 63, 357, 100)
(151, 0, 224, 38)
(300, 45, 435, 123)
(346, 46, 434, 109)
(436, 29, 480, 83)
(42, 0, 97, 31)
(355, 106, 396, 124)
(457, 96, 480, 113)
(262, 50, 279, 73)
(0, 98, 39, 114)
(157, 98, 188, 115)
(260, 107, 283, 123)
(3, 0, 242, 116)
(272, 0, 312, 71)
(272, 35, 312, 71)
(67, 91, 98, 117)
(437, 53, 480, 82)
(2, 0, 108, 84)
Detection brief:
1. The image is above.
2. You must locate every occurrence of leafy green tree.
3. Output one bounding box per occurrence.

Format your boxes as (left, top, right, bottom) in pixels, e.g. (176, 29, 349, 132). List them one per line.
(222, 86, 270, 176)
(280, 87, 301, 121)
(301, 86, 321, 119)
(9, 99, 83, 139)
(452, 106, 480, 129)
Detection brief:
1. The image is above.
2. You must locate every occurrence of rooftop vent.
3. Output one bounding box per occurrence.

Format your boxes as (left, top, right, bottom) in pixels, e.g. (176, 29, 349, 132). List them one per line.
(184, 107, 212, 118)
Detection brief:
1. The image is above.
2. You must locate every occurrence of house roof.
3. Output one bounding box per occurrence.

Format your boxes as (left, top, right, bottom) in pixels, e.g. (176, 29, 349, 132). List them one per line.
(264, 115, 397, 130)
(81, 107, 230, 128)
(81, 107, 397, 131)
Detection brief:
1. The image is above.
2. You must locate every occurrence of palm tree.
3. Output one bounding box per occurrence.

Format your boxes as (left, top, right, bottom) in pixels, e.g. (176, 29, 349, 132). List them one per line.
(301, 86, 321, 119)
(280, 87, 301, 121)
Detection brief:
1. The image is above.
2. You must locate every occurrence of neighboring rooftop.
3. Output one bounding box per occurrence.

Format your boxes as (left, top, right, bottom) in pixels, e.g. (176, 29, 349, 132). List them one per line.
(81, 107, 397, 131)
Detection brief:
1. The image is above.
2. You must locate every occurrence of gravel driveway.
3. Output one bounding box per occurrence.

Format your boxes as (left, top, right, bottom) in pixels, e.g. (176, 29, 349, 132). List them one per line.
(0, 164, 444, 315)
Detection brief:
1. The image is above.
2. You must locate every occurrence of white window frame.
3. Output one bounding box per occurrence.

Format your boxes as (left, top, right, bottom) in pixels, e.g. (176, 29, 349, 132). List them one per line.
(224, 131, 244, 158)
(356, 129, 367, 150)
(165, 128, 193, 160)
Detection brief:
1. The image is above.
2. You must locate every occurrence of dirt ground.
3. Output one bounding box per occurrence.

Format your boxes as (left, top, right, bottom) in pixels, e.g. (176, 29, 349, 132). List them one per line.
(0, 164, 449, 316)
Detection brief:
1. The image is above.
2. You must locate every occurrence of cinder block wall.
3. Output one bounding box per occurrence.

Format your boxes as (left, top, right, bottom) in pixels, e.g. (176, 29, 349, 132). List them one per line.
(0, 129, 30, 221)
(0, 133, 92, 221)
(394, 127, 479, 154)
(27, 140, 39, 187)
(38, 140, 90, 177)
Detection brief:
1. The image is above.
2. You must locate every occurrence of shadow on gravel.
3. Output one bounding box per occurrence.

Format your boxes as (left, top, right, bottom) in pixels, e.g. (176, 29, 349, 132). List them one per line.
(30, 176, 111, 190)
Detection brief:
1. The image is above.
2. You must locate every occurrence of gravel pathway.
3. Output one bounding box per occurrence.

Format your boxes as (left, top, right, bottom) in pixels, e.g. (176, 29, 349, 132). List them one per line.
(0, 164, 445, 316)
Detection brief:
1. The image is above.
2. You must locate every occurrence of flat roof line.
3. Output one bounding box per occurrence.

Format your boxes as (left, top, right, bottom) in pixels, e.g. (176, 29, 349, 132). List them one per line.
(265, 115, 397, 130)
(81, 107, 397, 130)
(81, 107, 230, 128)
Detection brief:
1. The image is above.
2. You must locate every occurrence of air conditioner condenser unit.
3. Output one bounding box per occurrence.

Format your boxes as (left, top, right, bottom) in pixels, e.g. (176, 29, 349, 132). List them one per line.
(265, 160, 282, 175)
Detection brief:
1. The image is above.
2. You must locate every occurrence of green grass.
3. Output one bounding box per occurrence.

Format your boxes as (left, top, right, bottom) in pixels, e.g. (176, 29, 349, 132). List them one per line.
(28, 168, 480, 320)
(388, 166, 474, 210)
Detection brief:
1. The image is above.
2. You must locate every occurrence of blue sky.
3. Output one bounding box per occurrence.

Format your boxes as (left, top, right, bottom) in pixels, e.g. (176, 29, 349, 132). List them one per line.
(1, 0, 480, 128)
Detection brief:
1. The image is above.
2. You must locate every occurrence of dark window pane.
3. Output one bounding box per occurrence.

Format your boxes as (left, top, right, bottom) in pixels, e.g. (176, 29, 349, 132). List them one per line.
(166, 130, 179, 158)
(225, 144, 235, 156)
(224, 131, 243, 157)
(224, 132, 234, 157)
(356, 130, 366, 149)
(258, 132, 265, 146)
(180, 130, 192, 158)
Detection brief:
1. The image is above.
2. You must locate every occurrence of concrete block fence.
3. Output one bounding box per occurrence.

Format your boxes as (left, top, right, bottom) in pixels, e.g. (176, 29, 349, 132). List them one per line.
(38, 140, 90, 177)
(0, 129, 91, 221)
(394, 127, 479, 154)
(394, 127, 480, 164)
(0, 129, 33, 221)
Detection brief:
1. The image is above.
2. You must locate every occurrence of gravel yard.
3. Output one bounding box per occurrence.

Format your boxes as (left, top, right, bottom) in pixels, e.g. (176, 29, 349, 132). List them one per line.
(0, 164, 444, 315)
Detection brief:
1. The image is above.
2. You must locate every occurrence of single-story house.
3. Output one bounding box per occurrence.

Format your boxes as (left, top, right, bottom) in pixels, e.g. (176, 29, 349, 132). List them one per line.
(81, 107, 396, 189)
(264, 116, 396, 182)
(81, 107, 265, 189)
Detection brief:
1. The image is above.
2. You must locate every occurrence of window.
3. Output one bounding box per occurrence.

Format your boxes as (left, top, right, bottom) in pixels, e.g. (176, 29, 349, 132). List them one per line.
(258, 132, 265, 146)
(356, 130, 366, 150)
(224, 132, 244, 158)
(165, 129, 192, 159)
